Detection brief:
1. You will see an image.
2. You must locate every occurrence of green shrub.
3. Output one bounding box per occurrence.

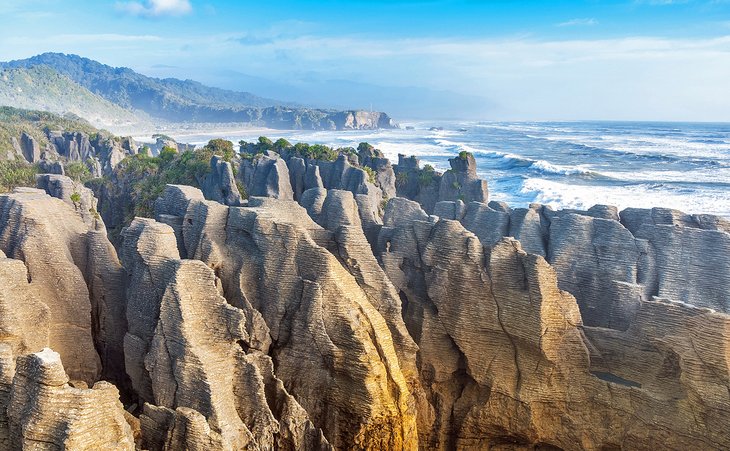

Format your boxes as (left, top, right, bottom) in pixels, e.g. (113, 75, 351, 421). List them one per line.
(70, 192, 81, 210)
(273, 138, 292, 151)
(363, 166, 376, 184)
(203, 139, 235, 162)
(458, 150, 473, 160)
(257, 136, 274, 151)
(236, 181, 248, 199)
(418, 170, 434, 187)
(396, 172, 409, 187)
(0, 160, 38, 192)
(65, 161, 92, 183)
(159, 146, 178, 163)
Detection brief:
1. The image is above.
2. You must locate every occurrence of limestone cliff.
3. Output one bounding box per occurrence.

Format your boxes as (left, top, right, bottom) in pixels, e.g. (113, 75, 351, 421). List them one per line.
(378, 197, 730, 450)
(0, 149, 729, 451)
(0, 189, 121, 385)
(154, 188, 419, 449)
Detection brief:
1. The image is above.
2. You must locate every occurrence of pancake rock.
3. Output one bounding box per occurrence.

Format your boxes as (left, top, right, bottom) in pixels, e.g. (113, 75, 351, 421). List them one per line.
(155, 186, 419, 450)
(239, 152, 294, 200)
(0, 189, 127, 385)
(454, 201, 730, 328)
(5, 348, 134, 450)
(378, 197, 730, 450)
(36, 174, 103, 228)
(121, 217, 329, 450)
(357, 143, 397, 200)
(201, 155, 243, 206)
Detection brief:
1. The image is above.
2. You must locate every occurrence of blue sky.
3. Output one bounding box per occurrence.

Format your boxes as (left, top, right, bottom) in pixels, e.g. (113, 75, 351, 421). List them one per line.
(1, 0, 730, 120)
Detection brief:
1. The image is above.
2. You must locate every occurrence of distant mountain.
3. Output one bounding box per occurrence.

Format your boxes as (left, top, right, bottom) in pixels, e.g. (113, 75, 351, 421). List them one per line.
(0, 66, 145, 128)
(1, 53, 396, 130)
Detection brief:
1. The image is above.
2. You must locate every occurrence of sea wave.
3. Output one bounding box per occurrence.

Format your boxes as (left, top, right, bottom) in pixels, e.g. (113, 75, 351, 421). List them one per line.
(517, 178, 730, 217)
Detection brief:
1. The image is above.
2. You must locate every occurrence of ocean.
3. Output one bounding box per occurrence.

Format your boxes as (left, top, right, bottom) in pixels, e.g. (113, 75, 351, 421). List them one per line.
(159, 120, 730, 218)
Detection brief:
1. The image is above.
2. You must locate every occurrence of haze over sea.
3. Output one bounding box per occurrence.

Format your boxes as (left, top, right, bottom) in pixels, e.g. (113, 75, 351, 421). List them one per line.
(159, 121, 730, 218)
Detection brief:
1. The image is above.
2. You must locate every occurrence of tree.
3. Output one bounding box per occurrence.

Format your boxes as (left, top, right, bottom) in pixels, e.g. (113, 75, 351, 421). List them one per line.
(257, 136, 274, 151)
(273, 138, 292, 151)
(203, 139, 235, 162)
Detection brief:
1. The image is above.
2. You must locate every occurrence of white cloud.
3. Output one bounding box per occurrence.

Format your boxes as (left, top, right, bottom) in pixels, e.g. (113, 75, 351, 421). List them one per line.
(116, 0, 192, 17)
(557, 18, 598, 27)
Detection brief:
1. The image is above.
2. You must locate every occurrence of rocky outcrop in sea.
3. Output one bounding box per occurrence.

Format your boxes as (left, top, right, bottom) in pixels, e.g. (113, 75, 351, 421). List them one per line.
(1, 144, 729, 450)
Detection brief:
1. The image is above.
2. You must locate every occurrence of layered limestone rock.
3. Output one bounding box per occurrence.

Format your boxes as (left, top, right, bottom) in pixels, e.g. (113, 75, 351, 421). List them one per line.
(449, 200, 730, 329)
(121, 217, 330, 450)
(357, 143, 397, 200)
(393, 154, 444, 214)
(287, 157, 328, 201)
(379, 197, 730, 450)
(37, 173, 103, 228)
(201, 155, 243, 206)
(19, 131, 41, 163)
(393, 153, 490, 215)
(0, 251, 49, 356)
(438, 153, 488, 205)
(155, 186, 419, 450)
(0, 189, 127, 386)
(0, 344, 13, 449)
(37, 159, 65, 175)
(239, 152, 294, 200)
(6, 348, 135, 450)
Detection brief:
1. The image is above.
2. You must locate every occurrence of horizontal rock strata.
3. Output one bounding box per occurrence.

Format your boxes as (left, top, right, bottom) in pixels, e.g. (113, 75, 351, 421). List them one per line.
(1, 146, 729, 450)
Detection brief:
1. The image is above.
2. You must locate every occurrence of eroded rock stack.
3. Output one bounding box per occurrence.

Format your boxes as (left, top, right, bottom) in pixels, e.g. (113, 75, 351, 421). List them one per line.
(0, 149, 729, 450)
(377, 198, 730, 450)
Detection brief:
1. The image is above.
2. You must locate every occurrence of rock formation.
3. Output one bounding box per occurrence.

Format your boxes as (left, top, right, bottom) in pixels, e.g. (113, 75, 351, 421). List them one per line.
(19, 132, 41, 163)
(6, 348, 135, 450)
(201, 156, 242, 206)
(1, 146, 730, 450)
(393, 154, 443, 214)
(378, 197, 730, 450)
(0, 188, 127, 387)
(357, 143, 397, 200)
(393, 153, 488, 215)
(239, 152, 294, 200)
(155, 189, 419, 449)
(120, 217, 329, 450)
(37, 174, 103, 228)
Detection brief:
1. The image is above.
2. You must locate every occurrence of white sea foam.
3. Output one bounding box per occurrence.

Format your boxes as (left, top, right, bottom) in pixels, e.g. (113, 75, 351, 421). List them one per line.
(518, 178, 730, 217)
(138, 121, 730, 219)
(530, 160, 594, 176)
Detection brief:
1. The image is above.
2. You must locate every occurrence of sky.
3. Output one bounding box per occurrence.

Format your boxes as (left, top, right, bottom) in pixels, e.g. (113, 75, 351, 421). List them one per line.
(1, 0, 730, 121)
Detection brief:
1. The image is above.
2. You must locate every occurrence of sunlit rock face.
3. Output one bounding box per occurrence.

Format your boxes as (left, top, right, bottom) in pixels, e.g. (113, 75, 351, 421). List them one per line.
(378, 197, 730, 450)
(154, 186, 419, 450)
(1, 148, 730, 450)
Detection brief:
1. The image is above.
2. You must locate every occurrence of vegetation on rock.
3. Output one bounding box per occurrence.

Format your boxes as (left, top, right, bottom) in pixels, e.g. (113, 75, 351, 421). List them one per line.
(0, 159, 38, 192)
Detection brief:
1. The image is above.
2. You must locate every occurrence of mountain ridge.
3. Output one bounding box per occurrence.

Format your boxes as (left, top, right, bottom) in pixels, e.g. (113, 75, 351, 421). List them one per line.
(0, 53, 397, 130)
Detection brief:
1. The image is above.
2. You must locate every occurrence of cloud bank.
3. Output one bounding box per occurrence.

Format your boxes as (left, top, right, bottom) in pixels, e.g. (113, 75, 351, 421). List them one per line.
(116, 0, 192, 17)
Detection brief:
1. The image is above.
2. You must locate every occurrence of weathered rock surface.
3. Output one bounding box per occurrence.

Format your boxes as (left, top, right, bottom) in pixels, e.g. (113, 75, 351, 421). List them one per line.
(155, 187, 419, 449)
(19, 132, 41, 163)
(378, 197, 730, 450)
(454, 200, 730, 329)
(37, 173, 103, 228)
(120, 217, 330, 450)
(239, 152, 294, 200)
(3, 143, 730, 451)
(0, 188, 126, 385)
(5, 348, 135, 450)
(392, 154, 442, 214)
(358, 143, 397, 200)
(439, 153, 488, 204)
(201, 155, 242, 206)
